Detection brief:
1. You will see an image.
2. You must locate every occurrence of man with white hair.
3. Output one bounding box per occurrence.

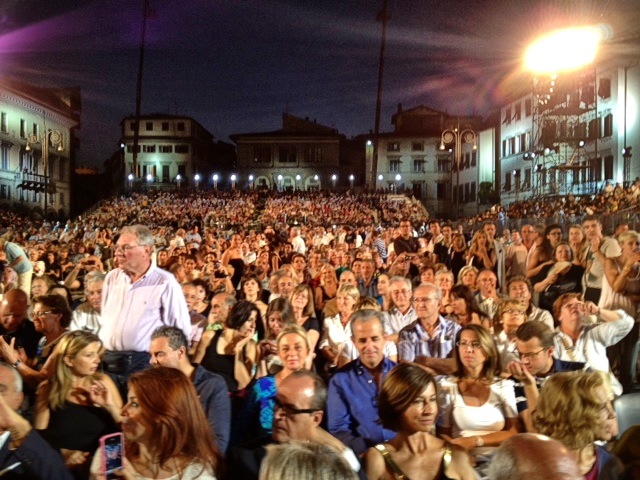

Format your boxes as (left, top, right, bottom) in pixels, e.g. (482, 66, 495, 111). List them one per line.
(290, 226, 306, 254)
(69, 271, 105, 334)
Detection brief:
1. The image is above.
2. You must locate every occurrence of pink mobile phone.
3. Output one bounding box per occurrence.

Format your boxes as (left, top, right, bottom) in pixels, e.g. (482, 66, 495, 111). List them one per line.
(100, 432, 124, 479)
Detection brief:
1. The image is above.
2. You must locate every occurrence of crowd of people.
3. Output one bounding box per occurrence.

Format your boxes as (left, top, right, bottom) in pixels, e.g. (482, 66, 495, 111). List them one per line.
(0, 188, 639, 479)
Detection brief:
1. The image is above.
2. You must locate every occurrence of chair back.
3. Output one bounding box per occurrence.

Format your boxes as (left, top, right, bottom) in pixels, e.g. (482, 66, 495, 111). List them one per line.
(614, 392, 640, 437)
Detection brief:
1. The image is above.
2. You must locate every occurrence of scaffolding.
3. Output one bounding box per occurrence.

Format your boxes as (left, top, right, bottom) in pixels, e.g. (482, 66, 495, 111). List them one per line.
(529, 68, 599, 198)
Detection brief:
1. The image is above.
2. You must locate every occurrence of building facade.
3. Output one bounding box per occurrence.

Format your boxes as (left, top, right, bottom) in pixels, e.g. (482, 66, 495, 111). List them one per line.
(0, 80, 79, 219)
(499, 59, 640, 205)
(121, 114, 215, 189)
(232, 113, 354, 191)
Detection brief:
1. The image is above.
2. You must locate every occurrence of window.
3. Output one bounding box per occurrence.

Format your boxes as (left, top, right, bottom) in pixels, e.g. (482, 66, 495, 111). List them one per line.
(145, 122, 153, 131)
(159, 145, 173, 153)
(253, 145, 271, 163)
(32, 123, 39, 136)
(175, 145, 189, 154)
(411, 142, 423, 151)
(524, 168, 531, 189)
(598, 78, 611, 99)
(437, 157, 450, 173)
(509, 137, 516, 155)
(514, 169, 521, 190)
(20, 119, 26, 138)
(525, 98, 532, 117)
(303, 146, 322, 163)
(389, 159, 401, 172)
(177, 122, 185, 131)
(505, 172, 512, 191)
(590, 157, 602, 182)
(515, 103, 522, 121)
(143, 145, 156, 153)
(1, 144, 8, 170)
(471, 151, 477, 167)
(502, 139, 507, 157)
(0, 184, 7, 199)
(604, 155, 614, 180)
(387, 142, 400, 152)
(503, 106, 511, 124)
(603, 113, 613, 137)
(470, 182, 476, 201)
(588, 118, 599, 139)
(130, 121, 137, 132)
(278, 146, 296, 163)
(161, 122, 169, 131)
(1, 112, 6, 133)
(126, 145, 141, 153)
(437, 182, 447, 199)
(413, 158, 425, 173)
(519, 133, 527, 152)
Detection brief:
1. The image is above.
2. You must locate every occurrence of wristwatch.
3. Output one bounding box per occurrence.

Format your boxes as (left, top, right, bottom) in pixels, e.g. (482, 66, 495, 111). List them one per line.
(475, 436, 485, 447)
(12, 359, 21, 369)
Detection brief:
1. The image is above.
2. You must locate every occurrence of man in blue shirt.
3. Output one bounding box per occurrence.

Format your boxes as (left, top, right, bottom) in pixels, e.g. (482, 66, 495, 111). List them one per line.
(327, 310, 396, 456)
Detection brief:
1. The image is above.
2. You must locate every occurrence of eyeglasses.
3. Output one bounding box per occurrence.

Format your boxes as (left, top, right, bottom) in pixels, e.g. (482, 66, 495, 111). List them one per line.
(391, 289, 411, 296)
(502, 309, 525, 316)
(33, 310, 56, 318)
(273, 397, 318, 417)
(115, 244, 142, 254)
(456, 341, 482, 350)
(516, 347, 548, 361)
(562, 301, 585, 311)
(413, 297, 437, 304)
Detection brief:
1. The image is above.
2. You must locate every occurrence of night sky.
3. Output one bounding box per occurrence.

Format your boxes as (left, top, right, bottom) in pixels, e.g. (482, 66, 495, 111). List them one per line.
(1, 0, 638, 169)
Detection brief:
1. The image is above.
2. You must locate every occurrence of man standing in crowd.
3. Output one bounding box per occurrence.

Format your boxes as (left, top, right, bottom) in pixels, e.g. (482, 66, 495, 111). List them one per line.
(393, 219, 419, 255)
(505, 231, 528, 280)
(100, 225, 191, 393)
(290, 226, 306, 254)
(582, 215, 621, 304)
(0, 238, 32, 299)
(398, 283, 459, 374)
(484, 221, 506, 290)
(149, 326, 231, 453)
(327, 310, 396, 456)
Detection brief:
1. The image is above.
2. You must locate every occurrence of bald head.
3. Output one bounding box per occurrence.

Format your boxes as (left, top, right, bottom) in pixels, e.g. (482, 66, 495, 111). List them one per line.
(0, 289, 28, 332)
(488, 434, 581, 480)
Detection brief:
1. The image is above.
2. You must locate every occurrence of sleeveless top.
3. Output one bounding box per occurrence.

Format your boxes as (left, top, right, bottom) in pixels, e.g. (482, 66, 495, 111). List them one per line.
(200, 330, 237, 391)
(228, 258, 245, 289)
(43, 400, 118, 452)
(374, 442, 453, 480)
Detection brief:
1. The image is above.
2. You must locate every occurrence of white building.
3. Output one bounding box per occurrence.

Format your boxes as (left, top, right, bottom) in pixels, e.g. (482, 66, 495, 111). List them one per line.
(121, 114, 215, 189)
(0, 80, 79, 219)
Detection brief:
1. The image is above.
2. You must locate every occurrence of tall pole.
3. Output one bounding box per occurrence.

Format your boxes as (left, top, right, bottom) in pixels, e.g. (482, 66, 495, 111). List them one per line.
(370, 0, 389, 190)
(43, 117, 49, 217)
(132, 0, 149, 178)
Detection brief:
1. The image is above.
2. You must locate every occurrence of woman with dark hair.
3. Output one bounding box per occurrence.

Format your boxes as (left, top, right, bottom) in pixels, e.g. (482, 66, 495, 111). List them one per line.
(257, 298, 295, 377)
(527, 224, 563, 281)
(447, 284, 491, 329)
(534, 241, 585, 313)
(35, 331, 122, 478)
(289, 284, 320, 369)
(221, 233, 245, 290)
(191, 278, 212, 318)
(240, 273, 268, 319)
(0, 293, 71, 388)
(364, 363, 475, 480)
(90, 366, 220, 479)
(195, 300, 258, 393)
(439, 324, 520, 454)
(449, 233, 469, 281)
(43, 251, 62, 281)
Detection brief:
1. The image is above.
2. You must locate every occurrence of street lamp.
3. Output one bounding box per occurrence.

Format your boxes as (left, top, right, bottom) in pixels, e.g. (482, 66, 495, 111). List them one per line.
(331, 174, 337, 190)
(194, 173, 201, 190)
(146, 173, 153, 184)
(176, 174, 182, 190)
(622, 147, 632, 186)
(25, 128, 64, 217)
(295, 174, 301, 191)
(230, 174, 237, 190)
(277, 174, 283, 191)
(248, 174, 255, 190)
(394, 174, 401, 192)
(349, 174, 355, 189)
(440, 125, 477, 219)
(128, 173, 134, 190)
(212, 174, 219, 190)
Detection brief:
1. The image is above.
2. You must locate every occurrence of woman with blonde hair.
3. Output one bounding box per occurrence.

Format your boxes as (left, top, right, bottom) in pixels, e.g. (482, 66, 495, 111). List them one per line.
(35, 331, 122, 478)
(314, 263, 339, 314)
(237, 324, 311, 442)
(457, 265, 479, 293)
(533, 371, 623, 478)
(365, 363, 476, 480)
(466, 231, 496, 272)
(319, 284, 360, 370)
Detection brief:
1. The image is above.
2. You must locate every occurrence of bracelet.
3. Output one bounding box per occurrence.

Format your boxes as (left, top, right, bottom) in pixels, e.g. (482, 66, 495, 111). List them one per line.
(12, 359, 21, 369)
(475, 436, 485, 447)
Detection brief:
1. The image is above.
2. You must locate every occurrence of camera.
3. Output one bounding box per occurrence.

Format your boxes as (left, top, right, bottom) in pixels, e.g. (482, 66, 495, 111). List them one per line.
(404, 255, 411, 261)
(214, 271, 228, 279)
